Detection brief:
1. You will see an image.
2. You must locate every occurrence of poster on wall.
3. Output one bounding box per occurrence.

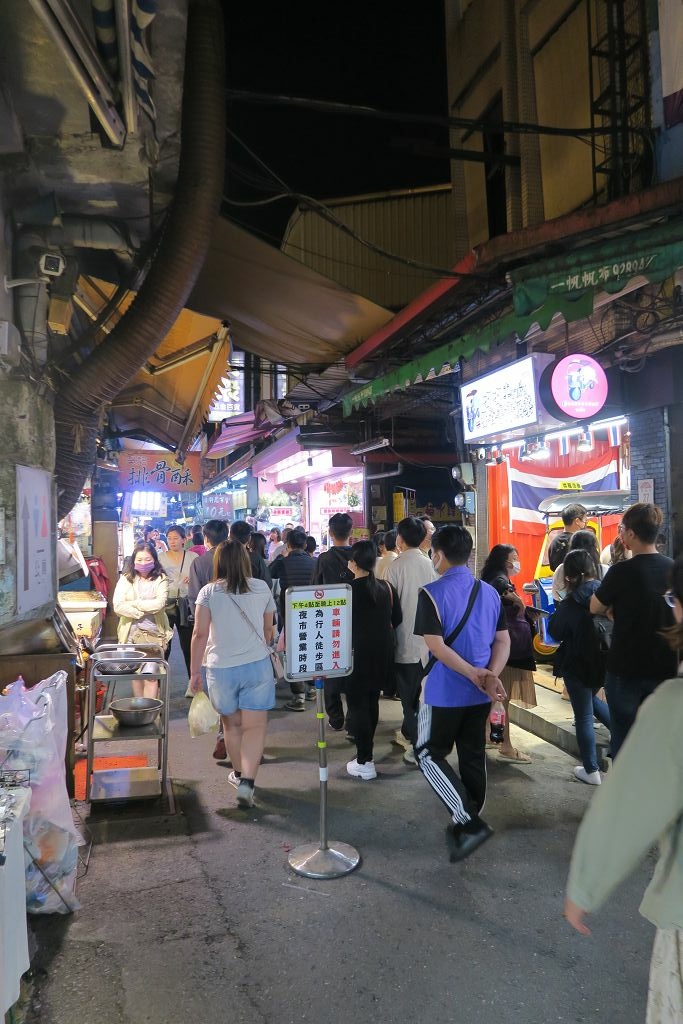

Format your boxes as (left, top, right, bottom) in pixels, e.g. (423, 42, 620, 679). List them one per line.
(16, 465, 55, 615)
(202, 492, 234, 520)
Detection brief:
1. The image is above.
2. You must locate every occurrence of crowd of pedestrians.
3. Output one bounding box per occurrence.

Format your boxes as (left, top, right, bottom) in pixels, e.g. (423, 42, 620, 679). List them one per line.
(116, 501, 681, 1018)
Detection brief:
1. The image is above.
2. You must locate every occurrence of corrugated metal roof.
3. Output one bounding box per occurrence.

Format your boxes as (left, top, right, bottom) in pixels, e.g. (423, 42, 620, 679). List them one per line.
(282, 186, 457, 311)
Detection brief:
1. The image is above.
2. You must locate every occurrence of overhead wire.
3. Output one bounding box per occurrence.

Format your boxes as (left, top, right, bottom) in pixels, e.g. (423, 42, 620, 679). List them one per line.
(225, 127, 490, 280)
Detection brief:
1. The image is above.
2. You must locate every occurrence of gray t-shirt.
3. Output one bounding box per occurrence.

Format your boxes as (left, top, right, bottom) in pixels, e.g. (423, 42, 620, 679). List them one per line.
(195, 579, 276, 668)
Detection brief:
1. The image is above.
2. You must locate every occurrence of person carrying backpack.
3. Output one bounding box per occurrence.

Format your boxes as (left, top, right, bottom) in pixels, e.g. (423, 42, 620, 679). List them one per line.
(547, 504, 589, 572)
(549, 550, 612, 785)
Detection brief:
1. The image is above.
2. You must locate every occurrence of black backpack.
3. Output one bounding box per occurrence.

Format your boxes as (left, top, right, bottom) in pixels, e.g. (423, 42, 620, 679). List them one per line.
(548, 532, 571, 571)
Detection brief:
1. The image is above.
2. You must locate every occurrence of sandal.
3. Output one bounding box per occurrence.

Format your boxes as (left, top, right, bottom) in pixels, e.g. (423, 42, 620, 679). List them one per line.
(497, 748, 532, 763)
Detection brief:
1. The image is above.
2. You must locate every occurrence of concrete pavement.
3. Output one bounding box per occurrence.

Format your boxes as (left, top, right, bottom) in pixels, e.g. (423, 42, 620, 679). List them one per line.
(23, 643, 653, 1024)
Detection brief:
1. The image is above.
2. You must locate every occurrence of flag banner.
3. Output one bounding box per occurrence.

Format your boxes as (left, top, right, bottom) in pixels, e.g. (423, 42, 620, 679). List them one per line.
(508, 449, 620, 526)
(92, 0, 158, 124)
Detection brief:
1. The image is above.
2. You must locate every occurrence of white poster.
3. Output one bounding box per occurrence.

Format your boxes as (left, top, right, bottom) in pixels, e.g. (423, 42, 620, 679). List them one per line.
(16, 465, 55, 615)
(284, 584, 353, 681)
(461, 356, 538, 441)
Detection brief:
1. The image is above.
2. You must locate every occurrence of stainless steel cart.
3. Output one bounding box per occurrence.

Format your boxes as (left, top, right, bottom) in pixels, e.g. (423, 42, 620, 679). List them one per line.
(85, 643, 171, 806)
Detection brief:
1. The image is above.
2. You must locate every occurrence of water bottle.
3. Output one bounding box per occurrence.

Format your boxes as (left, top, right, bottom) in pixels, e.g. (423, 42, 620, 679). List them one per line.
(489, 700, 506, 744)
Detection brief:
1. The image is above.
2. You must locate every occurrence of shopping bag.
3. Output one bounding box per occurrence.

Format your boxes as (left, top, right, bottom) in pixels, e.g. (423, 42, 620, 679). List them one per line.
(188, 691, 219, 738)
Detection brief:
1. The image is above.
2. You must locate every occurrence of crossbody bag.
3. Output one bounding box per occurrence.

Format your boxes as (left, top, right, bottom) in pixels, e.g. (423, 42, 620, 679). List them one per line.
(421, 579, 482, 679)
(227, 592, 284, 681)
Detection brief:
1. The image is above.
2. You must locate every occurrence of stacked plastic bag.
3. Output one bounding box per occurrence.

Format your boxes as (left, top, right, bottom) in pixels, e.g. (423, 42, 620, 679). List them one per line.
(0, 671, 81, 914)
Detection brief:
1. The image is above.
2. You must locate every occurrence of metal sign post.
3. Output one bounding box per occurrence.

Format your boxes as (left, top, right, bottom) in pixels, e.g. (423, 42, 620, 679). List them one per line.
(283, 584, 360, 880)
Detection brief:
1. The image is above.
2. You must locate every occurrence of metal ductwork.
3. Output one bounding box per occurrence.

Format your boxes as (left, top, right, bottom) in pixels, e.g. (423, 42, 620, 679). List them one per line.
(54, 0, 226, 519)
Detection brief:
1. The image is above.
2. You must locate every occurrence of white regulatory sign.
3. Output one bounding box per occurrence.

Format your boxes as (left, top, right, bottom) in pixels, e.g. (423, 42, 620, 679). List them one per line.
(284, 584, 353, 682)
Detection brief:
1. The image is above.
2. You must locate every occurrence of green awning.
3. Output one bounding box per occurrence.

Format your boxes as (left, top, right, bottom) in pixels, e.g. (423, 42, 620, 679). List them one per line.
(343, 218, 683, 415)
(511, 219, 683, 317)
(342, 293, 592, 415)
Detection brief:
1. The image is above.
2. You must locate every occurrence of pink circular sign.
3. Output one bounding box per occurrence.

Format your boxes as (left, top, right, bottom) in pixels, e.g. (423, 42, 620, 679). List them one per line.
(550, 355, 608, 420)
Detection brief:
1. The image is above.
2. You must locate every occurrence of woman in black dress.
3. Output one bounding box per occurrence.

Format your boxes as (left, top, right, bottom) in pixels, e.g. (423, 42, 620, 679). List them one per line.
(345, 541, 402, 780)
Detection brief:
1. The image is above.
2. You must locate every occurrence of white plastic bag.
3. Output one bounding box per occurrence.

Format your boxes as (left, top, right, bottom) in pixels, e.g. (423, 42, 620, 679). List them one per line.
(188, 691, 219, 738)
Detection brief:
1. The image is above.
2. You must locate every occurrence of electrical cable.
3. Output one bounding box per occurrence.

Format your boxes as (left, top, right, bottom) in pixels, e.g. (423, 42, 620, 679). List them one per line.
(226, 88, 652, 141)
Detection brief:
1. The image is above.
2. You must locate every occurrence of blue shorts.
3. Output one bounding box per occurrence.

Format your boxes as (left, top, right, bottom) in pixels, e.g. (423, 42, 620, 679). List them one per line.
(205, 657, 275, 715)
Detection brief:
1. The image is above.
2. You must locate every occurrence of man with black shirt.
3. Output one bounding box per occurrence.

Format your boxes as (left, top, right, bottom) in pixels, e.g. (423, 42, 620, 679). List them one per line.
(312, 513, 354, 729)
(547, 503, 588, 571)
(230, 520, 272, 588)
(590, 502, 675, 756)
(270, 526, 316, 711)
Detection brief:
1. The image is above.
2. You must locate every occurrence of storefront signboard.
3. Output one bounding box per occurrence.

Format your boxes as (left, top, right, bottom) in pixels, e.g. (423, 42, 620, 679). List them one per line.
(269, 505, 296, 522)
(118, 451, 201, 493)
(462, 356, 538, 442)
(284, 584, 353, 681)
(548, 355, 608, 420)
(319, 505, 352, 517)
(202, 492, 234, 519)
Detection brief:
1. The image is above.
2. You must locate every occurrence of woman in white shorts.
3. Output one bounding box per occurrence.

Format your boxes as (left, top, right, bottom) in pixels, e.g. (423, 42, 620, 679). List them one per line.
(189, 540, 276, 808)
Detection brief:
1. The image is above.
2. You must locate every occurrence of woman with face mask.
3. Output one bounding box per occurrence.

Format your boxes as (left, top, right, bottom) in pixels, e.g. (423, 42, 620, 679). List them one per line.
(113, 541, 172, 698)
(481, 544, 538, 762)
(158, 525, 197, 676)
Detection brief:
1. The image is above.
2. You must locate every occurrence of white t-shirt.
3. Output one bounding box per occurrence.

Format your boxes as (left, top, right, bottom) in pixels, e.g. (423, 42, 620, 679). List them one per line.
(195, 579, 276, 668)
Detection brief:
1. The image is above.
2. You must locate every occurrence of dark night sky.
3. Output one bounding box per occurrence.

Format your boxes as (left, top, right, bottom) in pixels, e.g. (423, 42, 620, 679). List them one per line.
(223, 2, 449, 244)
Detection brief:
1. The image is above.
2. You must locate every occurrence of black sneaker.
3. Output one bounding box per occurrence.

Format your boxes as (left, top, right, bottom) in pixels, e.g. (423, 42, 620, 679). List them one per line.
(284, 698, 306, 712)
(446, 821, 493, 863)
(327, 721, 345, 731)
(236, 780, 255, 808)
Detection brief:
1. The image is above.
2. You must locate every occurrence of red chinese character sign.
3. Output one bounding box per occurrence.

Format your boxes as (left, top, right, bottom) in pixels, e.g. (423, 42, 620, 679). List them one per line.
(117, 451, 202, 493)
(547, 355, 608, 421)
(284, 585, 353, 681)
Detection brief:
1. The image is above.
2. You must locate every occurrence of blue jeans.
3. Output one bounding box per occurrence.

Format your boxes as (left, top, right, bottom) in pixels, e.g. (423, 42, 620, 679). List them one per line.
(564, 674, 611, 774)
(604, 672, 660, 758)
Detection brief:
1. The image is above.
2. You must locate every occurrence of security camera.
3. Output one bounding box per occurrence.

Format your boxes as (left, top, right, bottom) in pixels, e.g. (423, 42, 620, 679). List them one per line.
(39, 252, 66, 278)
(476, 447, 487, 461)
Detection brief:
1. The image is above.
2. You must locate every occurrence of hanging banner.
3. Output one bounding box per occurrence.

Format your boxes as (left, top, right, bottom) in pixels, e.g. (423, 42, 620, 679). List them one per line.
(117, 451, 202, 493)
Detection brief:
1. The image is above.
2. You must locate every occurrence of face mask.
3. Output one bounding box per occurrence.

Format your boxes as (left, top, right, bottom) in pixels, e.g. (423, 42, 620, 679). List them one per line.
(558, 588, 567, 601)
(509, 560, 521, 576)
(432, 552, 443, 574)
(135, 562, 154, 575)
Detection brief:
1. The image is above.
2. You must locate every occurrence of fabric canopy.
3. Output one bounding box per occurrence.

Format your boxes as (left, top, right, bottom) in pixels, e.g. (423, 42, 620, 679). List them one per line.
(186, 218, 392, 367)
(77, 277, 227, 452)
(204, 412, 278, 459)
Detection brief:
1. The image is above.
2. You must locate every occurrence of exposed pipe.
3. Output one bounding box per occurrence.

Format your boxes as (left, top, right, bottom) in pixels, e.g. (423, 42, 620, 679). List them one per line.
(54, 0, 226, 518)
(114, 0, 137, 133)
(27, 0, 126, 147)
(13, 231, 50, 366)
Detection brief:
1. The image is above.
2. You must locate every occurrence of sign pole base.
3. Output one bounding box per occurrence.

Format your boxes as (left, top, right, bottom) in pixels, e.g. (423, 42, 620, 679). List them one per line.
(288, 841, 360, 880)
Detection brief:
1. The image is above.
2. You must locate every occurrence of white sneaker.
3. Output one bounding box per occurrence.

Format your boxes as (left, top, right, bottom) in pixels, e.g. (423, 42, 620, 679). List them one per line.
(227, 770, 241, 789)
(392, 729, 411, 750)
(346, 758, 377, 780)
(574, 765, 601, 785)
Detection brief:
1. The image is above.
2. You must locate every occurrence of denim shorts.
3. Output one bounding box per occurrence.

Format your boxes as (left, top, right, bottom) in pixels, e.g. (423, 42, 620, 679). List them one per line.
(205, 656, 275, 715)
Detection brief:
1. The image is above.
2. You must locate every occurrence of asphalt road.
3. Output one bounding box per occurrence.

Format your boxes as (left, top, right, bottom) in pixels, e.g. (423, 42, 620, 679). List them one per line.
(24, 641, 653, 1024)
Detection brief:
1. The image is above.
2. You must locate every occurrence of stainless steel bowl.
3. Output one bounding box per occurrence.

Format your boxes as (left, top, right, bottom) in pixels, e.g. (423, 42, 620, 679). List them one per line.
(109, 697, 163, 727)
(96, 648, 148, 674)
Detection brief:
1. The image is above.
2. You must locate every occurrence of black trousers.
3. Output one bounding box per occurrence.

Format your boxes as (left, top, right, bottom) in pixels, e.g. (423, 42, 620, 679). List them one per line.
(415, 702, 490, 826)
(166, 609, 193, 674)
(394, 662, 423, 744)
(324, 677, 346, 729)
(344, 687, 380, 763)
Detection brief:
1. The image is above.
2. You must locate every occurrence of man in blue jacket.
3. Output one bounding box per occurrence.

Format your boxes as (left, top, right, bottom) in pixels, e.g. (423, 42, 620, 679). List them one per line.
(414, 525, 509, 862)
